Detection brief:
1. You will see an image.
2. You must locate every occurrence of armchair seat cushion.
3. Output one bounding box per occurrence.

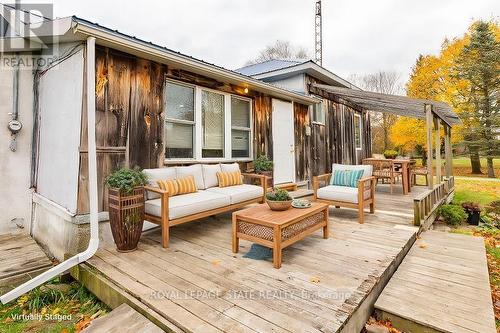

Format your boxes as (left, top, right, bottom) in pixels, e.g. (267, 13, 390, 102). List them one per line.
(145, 190, 230, 220)
(317, 185, 371, 204)
(206, 184, 263, 205)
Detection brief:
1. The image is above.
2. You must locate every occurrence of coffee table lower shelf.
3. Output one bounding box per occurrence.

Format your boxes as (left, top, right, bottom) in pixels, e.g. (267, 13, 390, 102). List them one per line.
(232, 203, 329, 268)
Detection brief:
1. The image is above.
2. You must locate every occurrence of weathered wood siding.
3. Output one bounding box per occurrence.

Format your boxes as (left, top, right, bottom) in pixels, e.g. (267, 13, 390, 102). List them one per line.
(294, 103, 312, 183)
(77, 47, 276, 213)
(253, 95, 273, 159)
(308, 79, 372, 174)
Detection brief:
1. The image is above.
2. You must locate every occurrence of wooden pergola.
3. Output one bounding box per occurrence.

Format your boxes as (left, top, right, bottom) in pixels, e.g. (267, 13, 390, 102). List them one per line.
(310, 83, 461, 190)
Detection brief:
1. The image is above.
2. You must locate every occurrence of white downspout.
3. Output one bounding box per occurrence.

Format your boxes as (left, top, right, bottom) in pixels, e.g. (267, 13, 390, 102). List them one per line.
(0, 36, 99, 304)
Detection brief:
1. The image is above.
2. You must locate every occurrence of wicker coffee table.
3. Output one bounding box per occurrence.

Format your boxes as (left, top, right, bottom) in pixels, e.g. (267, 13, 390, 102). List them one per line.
(232, 202, 329, 268)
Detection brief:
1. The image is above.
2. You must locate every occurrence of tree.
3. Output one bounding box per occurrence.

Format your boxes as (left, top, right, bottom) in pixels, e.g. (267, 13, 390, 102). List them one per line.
(453, 21, 500, 178)
(246, 40, 309, 65)
(349, 71, 403, 152)
(404, 21, 499, 176)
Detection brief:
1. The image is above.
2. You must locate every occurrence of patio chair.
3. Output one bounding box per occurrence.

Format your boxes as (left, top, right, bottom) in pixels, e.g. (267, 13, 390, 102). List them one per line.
(365, 159, 401, 194)
(312, 164, 376, 223)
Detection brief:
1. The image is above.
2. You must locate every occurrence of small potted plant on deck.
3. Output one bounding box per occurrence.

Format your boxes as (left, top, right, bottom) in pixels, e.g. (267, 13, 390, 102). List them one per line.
(105, 168, 148, 252)
(266, 188, 293, 211)
(461, 202, 482, 226)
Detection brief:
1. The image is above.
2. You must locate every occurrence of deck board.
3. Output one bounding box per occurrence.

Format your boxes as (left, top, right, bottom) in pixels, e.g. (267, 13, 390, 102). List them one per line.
(0, 233, 53, 294)
(77, 186, 426, 332)
(375, 230, 496, 333)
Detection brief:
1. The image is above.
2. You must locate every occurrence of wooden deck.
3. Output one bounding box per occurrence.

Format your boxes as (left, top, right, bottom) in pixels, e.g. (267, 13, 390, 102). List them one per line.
(73, 185, 428, 333)
(82, 303, 163, 333)
(375, 230, 496, 333)
(0, 233, 53, 294)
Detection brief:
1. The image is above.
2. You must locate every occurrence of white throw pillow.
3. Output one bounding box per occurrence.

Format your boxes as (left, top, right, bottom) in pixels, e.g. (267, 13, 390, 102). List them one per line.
(176, 164, 205, 190)
(220, 162, 240, 173)
(202, 164, 222, 189)
(143, 168, 176, 199)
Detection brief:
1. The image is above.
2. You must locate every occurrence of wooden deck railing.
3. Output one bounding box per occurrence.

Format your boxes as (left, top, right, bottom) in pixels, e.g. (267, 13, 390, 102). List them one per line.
(413, 176, 455, 227)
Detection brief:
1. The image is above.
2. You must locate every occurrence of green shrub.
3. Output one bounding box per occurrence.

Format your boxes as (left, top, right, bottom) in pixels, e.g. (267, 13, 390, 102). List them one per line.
(266, 188, 292, 201)
(105, 168, 148, 194)
(437, 204, 467, 226)
(383, 150, 398, 159)
(254, 155, 273, 172)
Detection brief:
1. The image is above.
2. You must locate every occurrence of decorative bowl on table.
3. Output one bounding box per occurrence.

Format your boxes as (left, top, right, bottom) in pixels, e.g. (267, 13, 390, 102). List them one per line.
(266, 188, 293, 211)
(292, 199, 312, 209)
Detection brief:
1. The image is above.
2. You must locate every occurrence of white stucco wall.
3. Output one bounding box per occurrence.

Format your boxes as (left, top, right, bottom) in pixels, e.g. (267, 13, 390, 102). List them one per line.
(36, 48, 84, 214)
(0, 56, 34, 234)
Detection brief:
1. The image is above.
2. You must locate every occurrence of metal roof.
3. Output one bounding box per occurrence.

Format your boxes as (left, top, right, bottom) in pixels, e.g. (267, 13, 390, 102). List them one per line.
(311, 83, 460, 126)
(236, 59, 304, 76)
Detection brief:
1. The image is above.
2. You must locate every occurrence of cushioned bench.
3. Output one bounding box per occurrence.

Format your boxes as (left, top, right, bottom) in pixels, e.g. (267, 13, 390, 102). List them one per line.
(143, 163, 268, 247)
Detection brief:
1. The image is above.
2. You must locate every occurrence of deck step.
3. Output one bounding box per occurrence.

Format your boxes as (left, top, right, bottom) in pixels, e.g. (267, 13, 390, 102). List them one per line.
(289, 189, 314, 199)
(82, 303, 163, 333)
(374, 230, 496, 333)
(274, 182, 298, 191)
(0, 233, 53, 295)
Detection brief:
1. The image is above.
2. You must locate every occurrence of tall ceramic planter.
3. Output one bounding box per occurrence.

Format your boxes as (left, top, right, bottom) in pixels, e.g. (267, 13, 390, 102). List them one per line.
(108, 187, 145, 252)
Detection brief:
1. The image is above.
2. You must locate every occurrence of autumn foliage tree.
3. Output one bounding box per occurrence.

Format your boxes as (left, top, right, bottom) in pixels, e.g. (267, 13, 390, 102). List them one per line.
(392, 20, 499, 176)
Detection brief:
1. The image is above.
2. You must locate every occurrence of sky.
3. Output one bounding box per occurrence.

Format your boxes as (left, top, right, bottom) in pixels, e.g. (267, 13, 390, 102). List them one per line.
(44, 0, 499, 85)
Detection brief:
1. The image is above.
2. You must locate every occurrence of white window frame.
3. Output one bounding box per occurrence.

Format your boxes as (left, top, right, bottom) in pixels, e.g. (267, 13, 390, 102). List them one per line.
(164, 79, 253, 163)
(230, 95, 253, 161)
(354, 113, 362, 150)
(164, 79, 197, 161)
(311, 100, 326, 125)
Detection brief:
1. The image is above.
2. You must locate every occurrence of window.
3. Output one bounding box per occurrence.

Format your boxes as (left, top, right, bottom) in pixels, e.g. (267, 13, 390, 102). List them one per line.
(164, 82, 195, 159)
(354, 114, 362, 149)
(313, 101, 326, 124)
(231, 97, 251, 158)
(164, 80, 252, 161)
(202, 90, 225, 158)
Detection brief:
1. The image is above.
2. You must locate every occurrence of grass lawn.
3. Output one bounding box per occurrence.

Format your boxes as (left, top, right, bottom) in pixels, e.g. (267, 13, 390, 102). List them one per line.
(454, 178, 500, 206)
(414, 157, 499, 178)
(0, 277, 108, 333)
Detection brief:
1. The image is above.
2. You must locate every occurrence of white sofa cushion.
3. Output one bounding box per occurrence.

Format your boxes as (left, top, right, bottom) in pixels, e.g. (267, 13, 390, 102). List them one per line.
(145, 190, 230, 220)
(317, 185, 367, 204)
(202, 164, 222, 189)
(143, 167, 176, 199)
(220, 162, 240, 173)
(176, 164, 205, 190)
(205, 184, 263, 205)
(332, 164, 373, 178)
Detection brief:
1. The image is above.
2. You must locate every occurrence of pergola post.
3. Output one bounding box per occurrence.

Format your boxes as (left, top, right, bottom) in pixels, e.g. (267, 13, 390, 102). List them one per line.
(425, 104, 434, 189)
(444, 124, 453, 178)
(434, 117, 441, 183)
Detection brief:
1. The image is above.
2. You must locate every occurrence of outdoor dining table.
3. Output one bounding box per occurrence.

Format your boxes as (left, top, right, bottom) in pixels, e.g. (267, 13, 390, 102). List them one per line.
(362, 158, 416, 195)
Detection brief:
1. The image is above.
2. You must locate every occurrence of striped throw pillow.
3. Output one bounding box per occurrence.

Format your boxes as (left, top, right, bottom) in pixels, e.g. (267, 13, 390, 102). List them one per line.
(330, 169, 364, 188)
(156, 176, 197, 197)
(156, 179, 179, 196)
(176, 176, 198, 195)
(217, 171, 243, 188)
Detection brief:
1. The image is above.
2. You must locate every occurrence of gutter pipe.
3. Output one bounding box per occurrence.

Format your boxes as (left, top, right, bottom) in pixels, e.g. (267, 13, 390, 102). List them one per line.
(0, 36, 99, 304)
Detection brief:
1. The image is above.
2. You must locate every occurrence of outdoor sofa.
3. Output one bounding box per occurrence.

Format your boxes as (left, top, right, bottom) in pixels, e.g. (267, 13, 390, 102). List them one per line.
(313, 164, 376, 223)
(143, 163, 267, 248)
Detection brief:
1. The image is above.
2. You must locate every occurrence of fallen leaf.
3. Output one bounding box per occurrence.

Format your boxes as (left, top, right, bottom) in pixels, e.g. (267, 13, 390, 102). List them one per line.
(310, 276, 321, 283)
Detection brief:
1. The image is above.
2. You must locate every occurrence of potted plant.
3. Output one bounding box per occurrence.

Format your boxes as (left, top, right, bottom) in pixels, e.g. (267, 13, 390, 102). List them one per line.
(266, 188, 293, 211)
(383, 149, 398, 159)
(105, 168, 148, 252)
(461, 202, 481, 225)
(254, 155, 273, 177)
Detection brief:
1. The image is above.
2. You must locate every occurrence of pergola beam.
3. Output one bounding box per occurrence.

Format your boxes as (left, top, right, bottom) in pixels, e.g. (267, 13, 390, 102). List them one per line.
(311, 83, 460, 126)
(426, 104, 434, 189)
(444, 124, 453, 178)
(435, 117, 441, 183)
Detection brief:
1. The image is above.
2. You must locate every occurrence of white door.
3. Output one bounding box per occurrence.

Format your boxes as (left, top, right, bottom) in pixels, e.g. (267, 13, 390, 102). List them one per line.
(272, 99, 296, 185)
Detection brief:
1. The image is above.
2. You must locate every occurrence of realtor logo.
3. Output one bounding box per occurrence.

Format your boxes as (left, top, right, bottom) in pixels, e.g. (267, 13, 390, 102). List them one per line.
(0, 3, 54, 53)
